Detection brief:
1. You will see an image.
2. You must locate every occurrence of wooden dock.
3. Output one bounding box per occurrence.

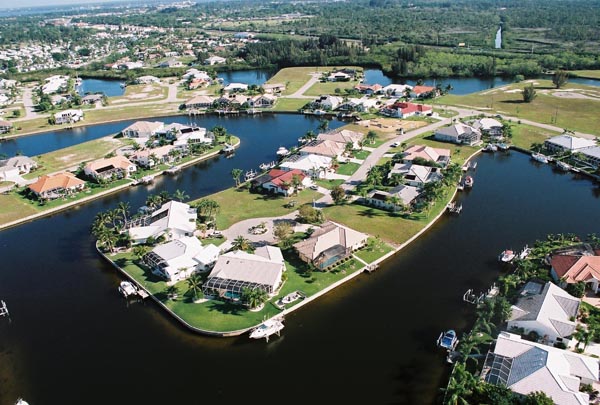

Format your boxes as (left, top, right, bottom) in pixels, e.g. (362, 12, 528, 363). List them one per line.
(447, 202, 463, 214)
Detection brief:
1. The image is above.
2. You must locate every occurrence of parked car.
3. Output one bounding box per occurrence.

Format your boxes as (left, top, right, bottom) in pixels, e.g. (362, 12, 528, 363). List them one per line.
(390, 141, 401, 148)
(211, 231, 223, 238)
(310, 184, 319, 190)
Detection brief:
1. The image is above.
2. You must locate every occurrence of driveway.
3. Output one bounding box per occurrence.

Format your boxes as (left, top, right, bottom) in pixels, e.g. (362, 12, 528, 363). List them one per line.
(222, 212, 302, 246)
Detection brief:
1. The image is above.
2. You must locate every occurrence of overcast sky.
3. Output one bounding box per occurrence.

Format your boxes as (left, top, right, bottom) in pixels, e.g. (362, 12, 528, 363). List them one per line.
(0, 0, 142, 10)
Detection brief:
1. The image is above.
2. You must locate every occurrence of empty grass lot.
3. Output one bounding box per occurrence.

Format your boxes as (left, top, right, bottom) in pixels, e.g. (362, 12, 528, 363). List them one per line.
(265, 67, 321, 96)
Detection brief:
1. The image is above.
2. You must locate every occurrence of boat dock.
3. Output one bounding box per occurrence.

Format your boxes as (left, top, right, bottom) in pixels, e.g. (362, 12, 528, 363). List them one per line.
(364, 263, 379, 273)
(463, 283, 498, 305)
(447, 202, 463, 214)
(164, 166, 181, 175)
(462, 161, 477, 171)
(0, 300, 9, 318)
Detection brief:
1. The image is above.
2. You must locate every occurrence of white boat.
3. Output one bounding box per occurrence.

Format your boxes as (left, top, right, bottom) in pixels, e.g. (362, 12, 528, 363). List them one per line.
(498, 249, 515, 263)
(464, 175, 474, 188)
(245, 170, 257, 181)
(15, 399, 29, 405)
(313, 109, 326, 116)
(496, 142, 510, 151)
(276, 147, 289, 157)
(221, 143, 235, 154)
(518, 245, 532, 260)
(118, 281, 138, 298)
(531, 152, 549, 164)
(484, 143, 498, 152)
(556, 161, 571, 171)
(437, 329, 459, 351)
(249, 318, 284, 341)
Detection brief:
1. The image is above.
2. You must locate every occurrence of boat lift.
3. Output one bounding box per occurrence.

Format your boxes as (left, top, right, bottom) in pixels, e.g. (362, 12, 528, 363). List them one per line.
(0, 300, 10, 321)
(463, 283, 498, 305)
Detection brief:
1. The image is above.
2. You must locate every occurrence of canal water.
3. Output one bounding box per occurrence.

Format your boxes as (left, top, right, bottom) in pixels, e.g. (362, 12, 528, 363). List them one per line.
(1, 132, 599, 404)
(77, 79, 125, 97)
(217, 69, 275, 86)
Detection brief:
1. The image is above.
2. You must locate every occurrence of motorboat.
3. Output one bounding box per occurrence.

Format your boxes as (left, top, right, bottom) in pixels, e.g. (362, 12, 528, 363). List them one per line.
(118, 281, 138, 298)
(464, 176, 474, 188)
(249, 318, 284, 341)
(556, 161, 571, 171)
(498, 249, 516, 263)
(437, 329, 459, 350)
(276, 147, 290, 157)
(15, 399, 29, 405)
(531, 152, 549, 164)
(221, 143, 235, 155)
(496, 143, 510, 151)
(518, 245, 532, 260)
(244, 170, 257, 181)
(484, 143, 498, 152)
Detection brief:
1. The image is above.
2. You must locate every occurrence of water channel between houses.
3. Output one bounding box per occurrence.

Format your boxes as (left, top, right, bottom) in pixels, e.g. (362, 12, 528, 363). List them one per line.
(1, 111, 600, 404)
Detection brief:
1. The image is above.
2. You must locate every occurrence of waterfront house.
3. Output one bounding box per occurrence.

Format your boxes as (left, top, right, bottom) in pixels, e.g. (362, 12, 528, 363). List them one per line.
(312, 95, 343, 111)
(354, 83, 383, 95)
(382, 84, 412, 97)
(388, 162, 443, 187)
(127, 201, 197, 245)
(317, 129, 364, 149)
(434, 123, 481, 146)
(121, 121, 164, 139)
(0, 156, 37, 181)
(135, 75, 160, 84)
(252, 169, 309, 196)
(472, 117, 503, 137)
(551, 253, 600, 293)
(507, 281, 579, 346)
(249, 94, 277, 108)
(223, 82, 248, 93)
(410, 85, 436, 98)
(203, 246, 286, 300)
(143, 236, 220, 282)
(182, 69, 212, 81)
(130, 145, 175, 168)
(544, 135, 596, 154)
(263, 83, 286, 94)
(81, 94, 104, 105)
(279, 154, 332, 178)
(28, 172, 85, 200)
(401, 144, 451, 167)
(157, 59, 183, 68)
(83, 155, 137, 181)
(0, 119, 13, 134)
(184, 95, 215, 109)
(380, 102, 432, 118)
(578, 146, 600, 168)
(294, 221, 368, 270)
(300, 139, 346, 159)
(366, 185, 421, 211)
(481, 331, 598, 404)
(327, 71, 352, 82)
(41, 75, 68, 94)
(54, 109, 84, 124)
(204, 55, 226, 65)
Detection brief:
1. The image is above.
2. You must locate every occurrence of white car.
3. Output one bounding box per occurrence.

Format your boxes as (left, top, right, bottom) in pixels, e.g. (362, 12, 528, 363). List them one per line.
(309, 184, 319, 190)
(390, 141, 401, 148)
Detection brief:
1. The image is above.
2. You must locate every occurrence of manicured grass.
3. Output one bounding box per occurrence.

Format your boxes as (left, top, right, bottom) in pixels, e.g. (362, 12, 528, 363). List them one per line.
(510, 123, 561, 150)
(203, 186, 323, 230)
(438, 80, 600, 135)
(352, 149, 370, 160)
(200, 236, 227, 247)
(353, 237, 394, 264)
(315, 178, 345, 190)
(303, 80, 360, 97)
(25, 136, 127, 178)
(336, 161, 361, 176)
(0, 193, 38, 224)
(112, 83, 167, 102)
(271, 97, 308, 112)
(569, 70, 600, 80)
(404, 131, 479, 165)
(265, 67, 320, 96)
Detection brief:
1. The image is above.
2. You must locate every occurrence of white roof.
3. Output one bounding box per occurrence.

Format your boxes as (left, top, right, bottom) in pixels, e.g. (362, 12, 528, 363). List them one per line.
(129, 201, 196, 241)
(382, 84, 412, 94)
(224, 82, 248, 91)
(435, 123, 480, 139)
(389, 162, 442, 184)
(581, 146, 600, 159)
(546, 135, 596, 151)
(150, 237, 220, 277)
(208, 248, 284, 288)
(473, 117, 502, 130)
(280, 154, 332, 172)
(489, 332, 598, 404)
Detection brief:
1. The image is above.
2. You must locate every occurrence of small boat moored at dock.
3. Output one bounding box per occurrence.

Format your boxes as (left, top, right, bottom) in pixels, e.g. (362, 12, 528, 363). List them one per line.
(118, 281, 138, 298)
(484, 143, 498, 152)
(518, 245, 531, 260)
(464, 176, 474, 188)
(498, 249, 515, 263)
(221, 143, 235, 155)
(496, 143, 510, 151)
(531, 152, 549, 164)
(447, 202, 463, 214)
(276, 147, 290, 157)
(437, 329, 459, 351)
(245, 170, 257, 181)
(556, 160, 571, 171)
(249, 317, 285, 342)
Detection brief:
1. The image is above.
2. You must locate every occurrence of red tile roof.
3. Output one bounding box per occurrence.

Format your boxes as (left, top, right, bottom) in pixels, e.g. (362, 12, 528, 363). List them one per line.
(412, 85, 436, 95)
(267, 169, 306, 189)
(552, 255, 600, 283)
(29, 172, 85, 194)
(388, 102, 432, 114)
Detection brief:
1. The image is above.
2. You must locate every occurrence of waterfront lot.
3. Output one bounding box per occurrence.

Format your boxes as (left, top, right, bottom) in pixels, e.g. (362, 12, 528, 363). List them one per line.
(510, 123, 560, 150)
(265, 66, 320, 95)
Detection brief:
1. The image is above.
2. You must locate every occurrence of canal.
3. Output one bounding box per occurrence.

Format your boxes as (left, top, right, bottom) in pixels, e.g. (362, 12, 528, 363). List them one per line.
(1, 128, 600, 404)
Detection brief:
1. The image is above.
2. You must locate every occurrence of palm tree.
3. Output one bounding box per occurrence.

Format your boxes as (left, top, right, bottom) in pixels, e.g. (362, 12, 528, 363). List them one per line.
(318, 120, 329, 132)
(231, 168, 243, 186)
(232, 235, 252, 251)
(187, 274, 203, 302)
(366, 130, 377, 145)
(158, 190, 171, 204)
(165, 285, 180, 301)
(443, 362, 475, 405)
(242, 287, 268, 309)
(172, 189, 189, 202)
(116, 201, 130, 226)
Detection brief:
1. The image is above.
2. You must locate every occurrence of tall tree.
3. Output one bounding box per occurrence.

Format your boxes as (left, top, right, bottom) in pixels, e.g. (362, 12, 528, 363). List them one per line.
(522, 84, 536, 103)
(231, 168, 243, 187)
(552, 70, 569, 89)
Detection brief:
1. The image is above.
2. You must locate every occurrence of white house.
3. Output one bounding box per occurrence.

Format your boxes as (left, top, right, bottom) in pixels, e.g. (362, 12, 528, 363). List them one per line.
(127, 201, 197, 245)
(482, 332, 598, 404)
(544, 135, 596, 154)
(434, 123, 481, 146)
(508, 281, 580, 346)
(366, 185, 421, 210)
(84, 155, 137, 181)
(121, 121, 164, 138)
(223, 82, 248, 93)
(204, 55, 226, 65)
(135, 75, 160, 84)
(313, 95, 343, 111)
(472, 117, 503, 137)
(0, 156, 37, 181)
(382, 84, 412, 97)
(144, 236, 220, 282)
(388, 162, 443, 187)
(203, 246, 286, 299)
(130, 145, 175, 168)
(41, 75, 68, 94)
(279, 153, 332, 178)
(54, 109, 83, 124)
(579, 146, 600, 168)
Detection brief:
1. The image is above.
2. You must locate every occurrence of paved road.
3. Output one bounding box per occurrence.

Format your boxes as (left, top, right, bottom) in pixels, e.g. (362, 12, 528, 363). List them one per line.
(21, 86, 39, 120)
(284, 73, 321, 99)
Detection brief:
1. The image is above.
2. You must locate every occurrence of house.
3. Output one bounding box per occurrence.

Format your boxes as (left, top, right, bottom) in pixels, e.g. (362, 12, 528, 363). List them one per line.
(223, 82, 248, 93)
(143, 236, 220, 282)
(249, 94, 276, 108)
(130, 145, 174, 168)
(382, 84, 412, 97)
(83, 155, 137, 181)
(317, 129, 364, 149)
(182, 69, 212, 81)
(41, 75, 68, 94)
(157, 59, 183, 68)
(188, 78, 210, 90)
(300, 139, 346, 158)
(472, 117, 503, 137)
(81, 94, 104, 105)
(579, 146, 600, 168)
(380, 102, 432, 118)
(327, 72, 352, 82)
(551, 253, 600, 293)
(354, 83, 383, 95)
(121, 121, 164, 138)
(312, 95, 343, 111)
(481, 332, 598, 404)
(252, 169, 309, 196)
(544, 135, 596, 154)
(54, 109, 84, 124)
(401, 144, 451, 167)
(234, 32, 255, 40)
(116, 61, 144, 70)
(366, 185, 421, 211)
(508, 281, 580, 346)
(411, 85, 436, 98)
(127, 201, 197, 245)
(184, 95, 215, 109)
(28, 172, 85, 200)
(294, 221, 368, 270)
(204, 55, 226, 65)
(263, 83, 286, 94)
(388, 162, 443, 187)
(0, 156, 37, 181)
(434, 123, 481, 146)
(279, 154, 332, 178)
(135, 75, 160, 84)
(202, 246, 286, 299)
(0, 119, 13, 134)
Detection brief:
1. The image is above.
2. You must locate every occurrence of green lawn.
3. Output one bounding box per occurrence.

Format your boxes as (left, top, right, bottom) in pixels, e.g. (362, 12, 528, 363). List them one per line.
(303, 80, 360, 97)
(510, 123, 561, 150)
(203, 186, 323, 230)
(265, 67, 320, 96)
(0, 193, 38, 224)
(336, 161, 361, 176)
(352, 149, 371, 160)
(353, 237, 394, 263)
(271, 97, 308, 112)
(314, 178, 345, 190)
(404, 131, 479, 166)
(438, 80, 600, 135)
(568, 70, 600, 80)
